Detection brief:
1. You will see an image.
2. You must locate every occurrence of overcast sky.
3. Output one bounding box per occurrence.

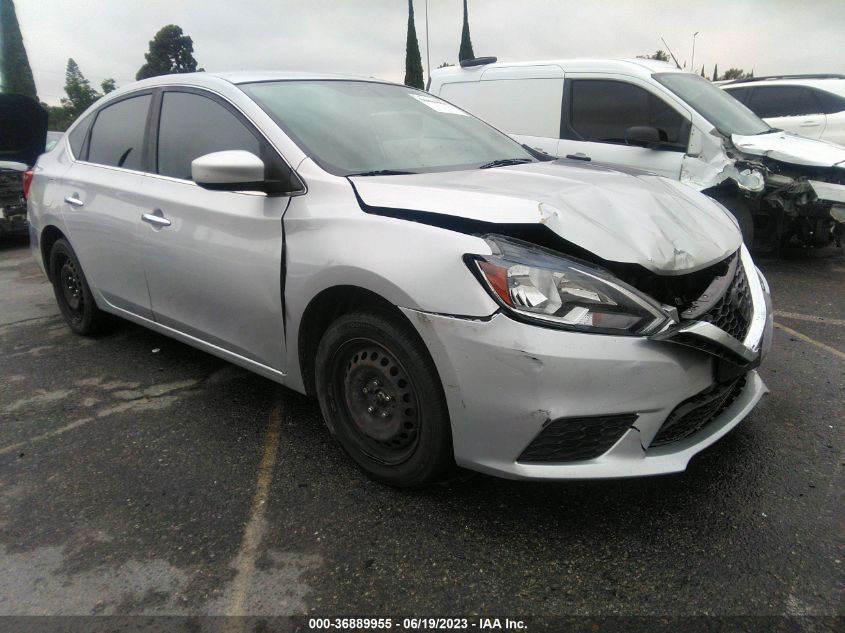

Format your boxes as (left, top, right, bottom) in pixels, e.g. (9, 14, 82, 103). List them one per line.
(16, 0, 845, 105)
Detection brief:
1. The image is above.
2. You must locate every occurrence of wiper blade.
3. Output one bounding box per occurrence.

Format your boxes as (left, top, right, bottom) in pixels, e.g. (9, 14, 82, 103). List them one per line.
(347, 169, 417, 177)
(478, 158, 533, 169)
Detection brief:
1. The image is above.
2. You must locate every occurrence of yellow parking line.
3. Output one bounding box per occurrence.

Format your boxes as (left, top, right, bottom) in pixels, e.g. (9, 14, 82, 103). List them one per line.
(774, 322, 845, 362)
(225, 405, 283, 617)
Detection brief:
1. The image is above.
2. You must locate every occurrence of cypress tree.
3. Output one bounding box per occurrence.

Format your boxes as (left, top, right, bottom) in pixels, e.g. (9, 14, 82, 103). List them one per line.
(459, 0, 475, 61)
(404, 0, 424, 89)
(712, 64, 719, 82)
(0, 0, 38, 98)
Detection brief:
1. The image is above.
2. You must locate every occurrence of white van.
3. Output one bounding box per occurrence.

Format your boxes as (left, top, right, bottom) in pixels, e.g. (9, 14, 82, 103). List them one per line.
(429, 58, 845, 251)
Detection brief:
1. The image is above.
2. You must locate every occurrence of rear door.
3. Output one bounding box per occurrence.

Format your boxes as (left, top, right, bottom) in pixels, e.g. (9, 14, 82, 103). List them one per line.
(138, 88, 294, 371)
(745, 85, 826, 139)
(60, 92, 154, 317)
(558, 76, 691, 179)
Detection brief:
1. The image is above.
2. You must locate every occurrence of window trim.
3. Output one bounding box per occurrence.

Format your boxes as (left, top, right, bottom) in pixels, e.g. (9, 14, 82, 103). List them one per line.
(150, 86, 306, 196)
(561, 77, 692, 153)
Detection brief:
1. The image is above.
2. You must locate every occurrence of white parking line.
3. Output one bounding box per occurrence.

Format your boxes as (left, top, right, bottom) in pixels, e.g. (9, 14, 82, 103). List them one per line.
(775, 310, 845, 327)
(0, 417, 94, 456)
(774, 322, 845, 362)
(225, 405, 283, 617)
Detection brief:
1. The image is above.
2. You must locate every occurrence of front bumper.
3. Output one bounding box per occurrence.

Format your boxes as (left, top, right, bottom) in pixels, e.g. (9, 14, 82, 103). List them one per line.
(401, 252, 773, 480)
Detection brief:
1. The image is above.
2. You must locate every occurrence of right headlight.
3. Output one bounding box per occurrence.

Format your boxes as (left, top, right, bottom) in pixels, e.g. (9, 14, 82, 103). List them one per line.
(467, 235, 671, 336)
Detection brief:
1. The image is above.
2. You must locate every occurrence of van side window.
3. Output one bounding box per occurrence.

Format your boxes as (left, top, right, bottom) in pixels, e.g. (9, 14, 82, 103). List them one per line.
(747, 86, 821, 118)
(567, 80, 690, 151)
(87, 94, 152, 171)
(157, 92, 261, 180)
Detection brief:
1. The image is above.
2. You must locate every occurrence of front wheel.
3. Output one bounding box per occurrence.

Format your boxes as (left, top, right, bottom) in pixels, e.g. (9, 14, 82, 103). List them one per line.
(315, 309, 455, 487)
(49, 238, 109, 335)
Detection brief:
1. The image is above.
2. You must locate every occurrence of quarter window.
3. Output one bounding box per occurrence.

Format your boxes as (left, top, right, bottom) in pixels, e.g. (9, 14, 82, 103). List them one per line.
(568, 80, 690, 150)
(68, 114, 93, 159)
(157, 92, 260, 180)
(746, 86, 821, 118)
(87, 94, 151, 171)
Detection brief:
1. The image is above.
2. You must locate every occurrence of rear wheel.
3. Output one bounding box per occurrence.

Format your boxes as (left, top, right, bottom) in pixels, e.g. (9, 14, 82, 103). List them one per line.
(315, 309, 455, 487)
(49, 238, 108, 335)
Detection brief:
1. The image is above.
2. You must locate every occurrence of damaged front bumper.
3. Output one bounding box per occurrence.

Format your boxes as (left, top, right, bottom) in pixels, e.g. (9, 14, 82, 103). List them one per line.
(400, 249, 773, 480)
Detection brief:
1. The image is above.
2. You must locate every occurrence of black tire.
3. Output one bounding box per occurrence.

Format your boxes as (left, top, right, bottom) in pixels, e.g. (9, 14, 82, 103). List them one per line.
(315, 309, 455, 487)
(49, 238, 109, 335)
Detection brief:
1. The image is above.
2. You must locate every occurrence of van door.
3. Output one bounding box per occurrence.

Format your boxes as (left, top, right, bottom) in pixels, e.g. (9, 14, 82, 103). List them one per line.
(558, 75, 691, 179)
(437, 65, 564, 155)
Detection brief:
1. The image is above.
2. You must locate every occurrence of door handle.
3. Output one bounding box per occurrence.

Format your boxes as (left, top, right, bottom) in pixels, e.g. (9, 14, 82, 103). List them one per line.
(141, 210, 172, 228)
(64, 194, 84, 207)
(799, 120, 821, 127)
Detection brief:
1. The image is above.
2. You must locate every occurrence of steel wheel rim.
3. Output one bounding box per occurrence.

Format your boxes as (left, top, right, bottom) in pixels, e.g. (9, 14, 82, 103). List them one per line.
(59, 256, 84, 317)
(330, 337, 421, 465)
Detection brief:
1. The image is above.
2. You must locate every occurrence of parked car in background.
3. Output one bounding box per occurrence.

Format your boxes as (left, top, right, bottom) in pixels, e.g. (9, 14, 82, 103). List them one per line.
(0, 94, 46, 238)
(722, 74, 845, 146)
(28, 72, 772, 486)
(429, 59, 845, 251)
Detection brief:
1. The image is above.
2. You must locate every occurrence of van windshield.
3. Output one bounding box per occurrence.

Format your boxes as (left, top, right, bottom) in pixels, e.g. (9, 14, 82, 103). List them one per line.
(239, 80, 535, 176)
(653, 73, 770, 137)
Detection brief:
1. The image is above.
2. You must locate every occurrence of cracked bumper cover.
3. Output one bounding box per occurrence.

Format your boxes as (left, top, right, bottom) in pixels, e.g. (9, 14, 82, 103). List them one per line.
(399, 256, 773, 480)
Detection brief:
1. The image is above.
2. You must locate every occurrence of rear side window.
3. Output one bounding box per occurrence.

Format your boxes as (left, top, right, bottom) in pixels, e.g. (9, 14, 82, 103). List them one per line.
(724, 87, 751, 104)
(746, 86, 821, 117)
(568, 80, 690, 150)
(813, 88, 845, 114)
(68, 114, 93, 158)
(157, 91, 261, 180)
(87, 94, 151, 171)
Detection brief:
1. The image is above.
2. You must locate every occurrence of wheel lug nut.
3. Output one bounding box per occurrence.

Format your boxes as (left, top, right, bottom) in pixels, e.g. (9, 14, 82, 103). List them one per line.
(381, 412, 389, 418)
(384, 395, 392, 402)
(367, 406, 375, 414)
(362, 388, 368, 394)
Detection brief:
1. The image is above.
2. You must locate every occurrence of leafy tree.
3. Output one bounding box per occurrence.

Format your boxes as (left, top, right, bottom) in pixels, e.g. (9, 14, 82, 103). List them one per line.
(459, 0, 475, 61)
(0, 0, 37, 98)
(722, 68, 752, 80)
(403, 0, 424, 89)
(712, 64, 719, 81)
(45, 105, 75, 132)
(437, 61, 454, 69)
(101, 78, 117, 94)
(637, 50, 669, 62)
(61, 58, 100, 115)
(136, 24, 201, 80)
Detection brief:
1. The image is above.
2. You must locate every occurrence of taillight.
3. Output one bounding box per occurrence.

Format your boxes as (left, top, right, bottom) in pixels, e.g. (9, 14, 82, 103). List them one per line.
(22, 170, 34, 200)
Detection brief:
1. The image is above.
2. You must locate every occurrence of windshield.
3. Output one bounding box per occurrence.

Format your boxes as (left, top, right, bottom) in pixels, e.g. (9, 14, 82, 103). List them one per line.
(239, 80, 535, 176)
(653, 73, 770, 136)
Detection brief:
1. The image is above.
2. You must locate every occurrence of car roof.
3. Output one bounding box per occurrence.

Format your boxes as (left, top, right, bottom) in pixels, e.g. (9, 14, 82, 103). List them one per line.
(723, 75, 845, 98)
(430, 58, 684, 81)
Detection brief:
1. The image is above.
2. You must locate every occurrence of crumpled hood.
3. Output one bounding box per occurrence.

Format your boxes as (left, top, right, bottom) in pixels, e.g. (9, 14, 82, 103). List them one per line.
(350, 161, 741, 274)
(732, 131, 845, 168)
(0, 94, 47, 166)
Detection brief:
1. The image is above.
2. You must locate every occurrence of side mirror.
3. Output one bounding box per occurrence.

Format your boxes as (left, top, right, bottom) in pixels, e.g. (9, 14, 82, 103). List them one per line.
(192, 150, 266, 192)
(625, 126, 661, 149)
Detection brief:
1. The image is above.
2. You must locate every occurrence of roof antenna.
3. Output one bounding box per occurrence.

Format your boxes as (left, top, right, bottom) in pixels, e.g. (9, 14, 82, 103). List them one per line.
(661, 37, 682, 70)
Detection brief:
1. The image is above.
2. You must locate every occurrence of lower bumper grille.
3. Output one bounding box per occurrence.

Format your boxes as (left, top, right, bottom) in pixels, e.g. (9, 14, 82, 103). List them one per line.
(651, 376, 747, 447)
(517, 414, 638, 463)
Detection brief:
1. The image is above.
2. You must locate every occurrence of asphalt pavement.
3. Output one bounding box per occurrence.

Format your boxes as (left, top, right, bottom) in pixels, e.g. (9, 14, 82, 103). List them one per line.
(0, 234, 842, 630)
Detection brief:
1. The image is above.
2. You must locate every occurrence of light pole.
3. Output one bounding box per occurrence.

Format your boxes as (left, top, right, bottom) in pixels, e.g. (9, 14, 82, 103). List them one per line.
(691, 31, 699, 74)
(425, 0, 431, 86)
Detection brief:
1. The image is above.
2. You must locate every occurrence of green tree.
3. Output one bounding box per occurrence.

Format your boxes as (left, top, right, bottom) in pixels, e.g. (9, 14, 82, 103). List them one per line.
(637, 50, 669, 62)
(722, 68, 751, 80)
(712, 64, 719, 81)
(61, 58, 99, 114)
(101, 78, 117, 94)
(403, 0, 424, 89)
(136, 24, 200, 80)
(437, 61, 454, 69)
(0, 0, 37, 98)
(459, 0, 475, 61)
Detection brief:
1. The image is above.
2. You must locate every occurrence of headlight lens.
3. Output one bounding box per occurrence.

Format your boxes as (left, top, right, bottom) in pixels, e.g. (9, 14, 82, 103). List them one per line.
(469, 236, 670, 335)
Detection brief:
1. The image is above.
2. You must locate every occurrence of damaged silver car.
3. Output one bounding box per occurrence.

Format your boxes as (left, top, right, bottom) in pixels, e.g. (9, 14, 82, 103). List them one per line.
(27, 73, 773, 486)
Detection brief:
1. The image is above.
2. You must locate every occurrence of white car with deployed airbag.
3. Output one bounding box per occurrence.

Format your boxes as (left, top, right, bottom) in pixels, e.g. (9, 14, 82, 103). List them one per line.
(26, 72, 772, 486)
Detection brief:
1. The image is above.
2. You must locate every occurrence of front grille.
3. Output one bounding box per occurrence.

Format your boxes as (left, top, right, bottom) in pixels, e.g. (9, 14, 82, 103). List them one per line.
(699, 262, 752, 341)
(517, 414, 637, 463)
(651, 376, 746, 447)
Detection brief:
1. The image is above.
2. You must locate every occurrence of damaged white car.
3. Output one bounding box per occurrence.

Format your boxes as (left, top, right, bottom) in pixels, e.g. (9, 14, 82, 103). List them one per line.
(28, 73, 773, 486)
(429, 58, 845, 251)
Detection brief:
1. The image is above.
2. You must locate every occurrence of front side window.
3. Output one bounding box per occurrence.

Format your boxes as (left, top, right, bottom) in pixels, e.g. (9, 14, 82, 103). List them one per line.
(239, 80, 535, 176)
(157, 92, 261, 180)
(747, 86, 821, 118)
(87, 94, 151, 170)
(568, 79, 690, 150)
